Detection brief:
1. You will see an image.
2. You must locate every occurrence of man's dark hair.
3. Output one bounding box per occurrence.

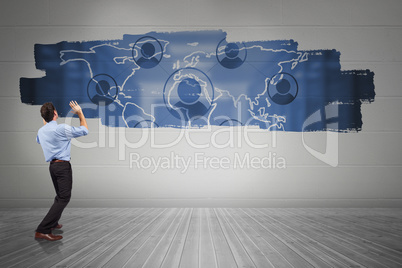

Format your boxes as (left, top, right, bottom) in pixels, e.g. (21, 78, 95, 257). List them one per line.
(40, 102, 56, 122)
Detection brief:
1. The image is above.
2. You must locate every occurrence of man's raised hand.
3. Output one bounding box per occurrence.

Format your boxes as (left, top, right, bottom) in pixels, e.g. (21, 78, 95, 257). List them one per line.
(69, 100, 82, 114)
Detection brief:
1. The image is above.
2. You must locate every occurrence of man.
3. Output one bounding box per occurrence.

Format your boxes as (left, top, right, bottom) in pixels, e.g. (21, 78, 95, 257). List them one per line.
(35, 101, 88, 241)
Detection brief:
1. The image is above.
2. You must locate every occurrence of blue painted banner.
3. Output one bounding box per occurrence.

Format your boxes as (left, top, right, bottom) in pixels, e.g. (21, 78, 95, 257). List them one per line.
(20, 30, 375, 131)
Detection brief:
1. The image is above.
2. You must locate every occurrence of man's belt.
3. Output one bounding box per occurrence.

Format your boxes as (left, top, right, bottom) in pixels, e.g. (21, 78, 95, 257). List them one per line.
(51, 159, 69, 163)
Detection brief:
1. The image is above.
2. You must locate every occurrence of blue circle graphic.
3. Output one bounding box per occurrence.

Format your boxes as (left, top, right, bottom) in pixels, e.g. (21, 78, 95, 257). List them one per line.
(87, 74, 118, 106)
(163, 68, 214, 121)
(132, 36, 163, 69)
(268, 73, 298, 105)
(216, 39, 247, 69)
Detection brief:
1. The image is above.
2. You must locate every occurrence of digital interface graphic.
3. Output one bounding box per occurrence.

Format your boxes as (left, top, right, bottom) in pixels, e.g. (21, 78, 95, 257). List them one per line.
(20, 30, 375, 131)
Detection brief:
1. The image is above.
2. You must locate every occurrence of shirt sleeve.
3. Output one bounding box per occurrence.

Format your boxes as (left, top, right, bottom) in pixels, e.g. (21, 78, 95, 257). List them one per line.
(60, 124, 89, 139)
(36, 135, 40, 144)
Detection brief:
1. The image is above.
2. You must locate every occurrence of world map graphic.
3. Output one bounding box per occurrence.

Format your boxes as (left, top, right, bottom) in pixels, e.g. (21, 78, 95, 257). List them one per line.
(20, 30, 375, 131)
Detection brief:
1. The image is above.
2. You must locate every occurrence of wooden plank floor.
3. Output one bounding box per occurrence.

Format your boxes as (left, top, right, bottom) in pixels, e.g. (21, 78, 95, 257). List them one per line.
(0, 208, 401, 268)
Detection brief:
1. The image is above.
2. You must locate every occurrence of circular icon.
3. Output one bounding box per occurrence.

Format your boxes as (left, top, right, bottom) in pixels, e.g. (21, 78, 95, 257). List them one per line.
(132, 36, 163, 69)
(163, 68, 214, 121)
(87, 74, 118, 105)
(268, 73, 298, 105)
(216, 39, 247, 69)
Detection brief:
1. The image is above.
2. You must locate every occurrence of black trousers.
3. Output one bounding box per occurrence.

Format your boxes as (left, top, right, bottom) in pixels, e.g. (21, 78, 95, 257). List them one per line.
(36, 161, 72, 234)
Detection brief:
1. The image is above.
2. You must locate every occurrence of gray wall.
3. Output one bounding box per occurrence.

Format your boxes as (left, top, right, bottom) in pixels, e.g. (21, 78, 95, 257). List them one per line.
(0, 0, 401, 207)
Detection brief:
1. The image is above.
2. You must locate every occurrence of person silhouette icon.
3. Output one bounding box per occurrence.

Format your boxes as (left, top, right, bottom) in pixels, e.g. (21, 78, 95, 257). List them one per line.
(173, 78, 208, 120)
(87, 74, 118, 106)
(163, 68, 215, 124)
(220, 43, 244, 69)
(136, 42, 160, 69)
(268, 73, 298, 105)
(217, 40, 247, 69)
(133, 36, 163, 69)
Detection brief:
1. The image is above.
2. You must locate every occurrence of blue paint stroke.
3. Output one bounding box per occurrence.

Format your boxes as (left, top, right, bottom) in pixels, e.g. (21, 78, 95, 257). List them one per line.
(20, 30, 375, 131)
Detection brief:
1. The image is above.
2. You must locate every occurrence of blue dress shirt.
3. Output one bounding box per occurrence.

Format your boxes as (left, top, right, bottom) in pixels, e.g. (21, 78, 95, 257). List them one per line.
(37, 121, 89, 162)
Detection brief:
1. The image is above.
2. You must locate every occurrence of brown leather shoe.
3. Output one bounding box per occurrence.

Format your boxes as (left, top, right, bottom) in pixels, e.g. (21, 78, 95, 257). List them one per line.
(35, 232, 63, 241)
